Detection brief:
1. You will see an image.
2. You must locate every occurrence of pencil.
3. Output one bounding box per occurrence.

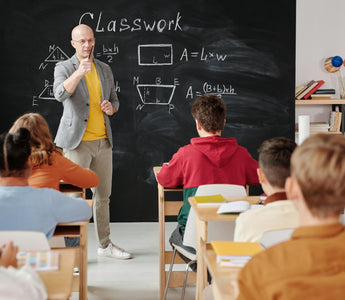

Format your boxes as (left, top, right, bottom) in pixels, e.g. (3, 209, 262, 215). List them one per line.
(89, 45, 93, 59)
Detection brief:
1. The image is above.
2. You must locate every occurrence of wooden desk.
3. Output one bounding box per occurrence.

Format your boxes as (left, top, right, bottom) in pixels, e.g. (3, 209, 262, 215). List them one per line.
(204, 248, 241, 300)
(37, 248, 76, 300)
(53, 199, 93, 300)
(189, 196, 261, 300)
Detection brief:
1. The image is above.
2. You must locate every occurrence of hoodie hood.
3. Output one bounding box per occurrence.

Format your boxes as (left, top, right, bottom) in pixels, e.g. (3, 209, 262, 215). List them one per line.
(190, 136, 239, 168)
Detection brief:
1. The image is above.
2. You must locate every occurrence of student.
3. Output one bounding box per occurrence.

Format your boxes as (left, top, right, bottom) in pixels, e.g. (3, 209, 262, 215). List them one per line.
(0, 128, 92, 239)
(234, 137, 299, 243)
(235, 134, 345, 300)
(9, 113, 99, 191)
(0, 241, 47, 299)
(157, 94, 259, 260)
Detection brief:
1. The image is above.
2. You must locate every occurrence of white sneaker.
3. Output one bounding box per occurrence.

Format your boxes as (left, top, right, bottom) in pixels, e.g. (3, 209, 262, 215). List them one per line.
(97, 243, 132, 260)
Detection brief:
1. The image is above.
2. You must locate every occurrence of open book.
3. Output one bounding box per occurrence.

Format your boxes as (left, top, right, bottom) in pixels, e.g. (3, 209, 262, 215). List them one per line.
(217, 200, 263, 214)
(17, 251, 59, 271)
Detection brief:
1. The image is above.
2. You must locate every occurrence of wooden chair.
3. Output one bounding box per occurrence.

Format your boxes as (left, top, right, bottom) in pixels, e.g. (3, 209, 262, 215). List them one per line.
(153, 166, 197, 300)
(57, 183, 91, 300)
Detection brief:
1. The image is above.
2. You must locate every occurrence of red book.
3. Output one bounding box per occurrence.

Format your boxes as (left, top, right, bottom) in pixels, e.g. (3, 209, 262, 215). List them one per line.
(303, 80, 325, 99)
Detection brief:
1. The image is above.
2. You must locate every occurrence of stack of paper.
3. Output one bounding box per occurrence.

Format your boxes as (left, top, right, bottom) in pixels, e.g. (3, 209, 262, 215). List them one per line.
(194, 194, 226, 206)
(211, 241, 263, 267)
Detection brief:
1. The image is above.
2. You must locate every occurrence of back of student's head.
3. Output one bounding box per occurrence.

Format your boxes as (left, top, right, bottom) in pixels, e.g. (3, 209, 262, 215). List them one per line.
(191, 94, 226, 133)
(291, 134, 345, 217)
(0, 128, 31, 177)
(9, 113, 55, 166)
(258, 137, 297, 188)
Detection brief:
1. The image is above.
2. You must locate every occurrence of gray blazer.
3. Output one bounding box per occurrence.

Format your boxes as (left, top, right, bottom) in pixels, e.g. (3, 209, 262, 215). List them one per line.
(53, 54, 119, 150)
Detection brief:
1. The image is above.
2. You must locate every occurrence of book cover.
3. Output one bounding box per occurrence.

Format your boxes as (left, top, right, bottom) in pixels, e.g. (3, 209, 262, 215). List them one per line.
(329, 111, 337, 132)
(297, 81, 319, 100)
(296, 80, 315, 99)
(311, 94, 332, 100)
(314, 89, 336, 94)
(17, 251, 59, 271)
(211, 241, 263, 266)
(303, 80, 325, 99)
(194, 194, 226, 205)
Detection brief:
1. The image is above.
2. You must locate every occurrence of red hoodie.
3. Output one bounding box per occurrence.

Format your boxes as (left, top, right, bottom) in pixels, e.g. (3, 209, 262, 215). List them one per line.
(157, 135, 259, 228)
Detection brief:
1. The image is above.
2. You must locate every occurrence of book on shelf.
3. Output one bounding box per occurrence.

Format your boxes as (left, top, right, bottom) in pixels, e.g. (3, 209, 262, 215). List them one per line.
(295, 85, 305, 96)
(17, 250, 59, 271)
(211, 241, 263, 267)
(302, 80, 325, 99)
(310, 122, 330, 133)
(310, 94, 332, 100)
(194, 194, 226, 205)
(329, 110, 343, 133)
(295, 80, 315, 99)
(314, 89, 336, 95)
(216, 200, 263, 214)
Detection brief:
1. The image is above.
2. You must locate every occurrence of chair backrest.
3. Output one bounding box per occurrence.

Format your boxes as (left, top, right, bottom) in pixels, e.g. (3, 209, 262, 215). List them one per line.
(259, 228, 294, 249)
(194, 184, 247, 197)
(0, 231, 50, 251)
(183, 184, 247, 248)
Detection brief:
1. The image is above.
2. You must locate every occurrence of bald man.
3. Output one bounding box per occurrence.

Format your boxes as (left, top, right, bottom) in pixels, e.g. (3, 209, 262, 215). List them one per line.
(53, 24, 132, 259)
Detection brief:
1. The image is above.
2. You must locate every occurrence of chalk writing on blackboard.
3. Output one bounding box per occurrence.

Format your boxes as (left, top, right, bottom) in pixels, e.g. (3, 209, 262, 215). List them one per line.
(136, 84, 176, 111)
(186, 82, 237, 99)
(79, 11, 183, 33)
(39, 45, 69, 70)
(32, 81, 55, 106)
(95, 43, 119, 63)
(138, 44, 173, 66)
(180, 47, 228, 62)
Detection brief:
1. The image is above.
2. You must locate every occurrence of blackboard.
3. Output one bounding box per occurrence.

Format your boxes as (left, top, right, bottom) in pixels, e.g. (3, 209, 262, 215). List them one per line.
(1, 0, 296, 221)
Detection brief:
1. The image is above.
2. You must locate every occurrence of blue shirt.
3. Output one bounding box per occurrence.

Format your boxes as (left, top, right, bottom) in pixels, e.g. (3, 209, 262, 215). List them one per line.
(0, 186, 92, 239)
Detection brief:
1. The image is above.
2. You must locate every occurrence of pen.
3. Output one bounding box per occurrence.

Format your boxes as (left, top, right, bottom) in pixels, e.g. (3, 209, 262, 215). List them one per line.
(89, 45, 93, 59)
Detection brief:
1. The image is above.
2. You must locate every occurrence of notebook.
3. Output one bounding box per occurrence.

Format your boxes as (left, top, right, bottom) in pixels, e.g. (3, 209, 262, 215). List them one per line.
(17, 251, 59, 271)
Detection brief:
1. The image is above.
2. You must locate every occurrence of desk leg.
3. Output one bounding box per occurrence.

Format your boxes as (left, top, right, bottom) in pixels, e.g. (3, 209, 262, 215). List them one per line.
(79, 223, 88, 300)
(196, 218, 208, 300)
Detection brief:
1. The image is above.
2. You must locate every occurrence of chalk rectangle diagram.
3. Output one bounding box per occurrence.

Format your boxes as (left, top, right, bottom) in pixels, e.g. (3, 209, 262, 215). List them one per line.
(136, 84, 176, 105)
(138, 44, 173, 66)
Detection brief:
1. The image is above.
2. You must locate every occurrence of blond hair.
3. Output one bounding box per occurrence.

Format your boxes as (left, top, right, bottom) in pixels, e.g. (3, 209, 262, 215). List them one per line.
(9, 113, 57, 166)
(291, 134, 345, 217)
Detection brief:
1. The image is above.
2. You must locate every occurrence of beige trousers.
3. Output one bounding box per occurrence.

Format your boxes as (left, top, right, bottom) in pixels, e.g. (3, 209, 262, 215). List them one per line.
(64, 139, 112, 248)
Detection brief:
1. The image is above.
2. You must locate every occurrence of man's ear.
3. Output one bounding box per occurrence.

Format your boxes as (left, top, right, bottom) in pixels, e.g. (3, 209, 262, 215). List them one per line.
(257, 168, 266, 185)
(71, 40, 76, 50)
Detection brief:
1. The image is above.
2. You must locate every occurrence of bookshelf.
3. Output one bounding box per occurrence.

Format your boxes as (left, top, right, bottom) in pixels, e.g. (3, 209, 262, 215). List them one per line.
(295, 99, 345, 135)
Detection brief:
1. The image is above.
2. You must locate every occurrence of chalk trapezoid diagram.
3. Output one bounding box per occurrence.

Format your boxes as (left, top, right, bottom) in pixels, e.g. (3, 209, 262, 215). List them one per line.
(136, 84, 176, 105)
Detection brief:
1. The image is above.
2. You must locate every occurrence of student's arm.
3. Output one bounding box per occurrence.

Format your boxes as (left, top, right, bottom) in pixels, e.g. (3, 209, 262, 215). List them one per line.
(56, 154, 100, 188)
(0, 241, 18, 268)
(48, 190, 92, 223)
(156, 149, 184, 188)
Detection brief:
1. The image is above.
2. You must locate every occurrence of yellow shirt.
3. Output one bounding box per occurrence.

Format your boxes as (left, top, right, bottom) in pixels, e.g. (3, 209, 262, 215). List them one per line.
(82, 61, 107, 141)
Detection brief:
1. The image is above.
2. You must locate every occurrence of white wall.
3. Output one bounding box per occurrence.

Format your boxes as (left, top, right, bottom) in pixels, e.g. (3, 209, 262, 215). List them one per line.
(296, 0, 345, 122)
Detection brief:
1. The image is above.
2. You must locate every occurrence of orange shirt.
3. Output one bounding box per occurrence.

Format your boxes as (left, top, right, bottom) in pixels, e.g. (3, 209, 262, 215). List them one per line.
(237, 223, 345, 300)
(29, 152, 99, 190)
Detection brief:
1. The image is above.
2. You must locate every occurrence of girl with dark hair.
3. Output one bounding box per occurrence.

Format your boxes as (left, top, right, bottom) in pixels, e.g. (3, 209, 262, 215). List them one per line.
(0, 128, 92, 238)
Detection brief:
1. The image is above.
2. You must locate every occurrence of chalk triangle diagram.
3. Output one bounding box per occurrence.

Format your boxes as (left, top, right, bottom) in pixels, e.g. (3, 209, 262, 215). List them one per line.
(45, 46, 69, 63)
(136, 84, 176, 105)
(38, 85, 55, 100)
